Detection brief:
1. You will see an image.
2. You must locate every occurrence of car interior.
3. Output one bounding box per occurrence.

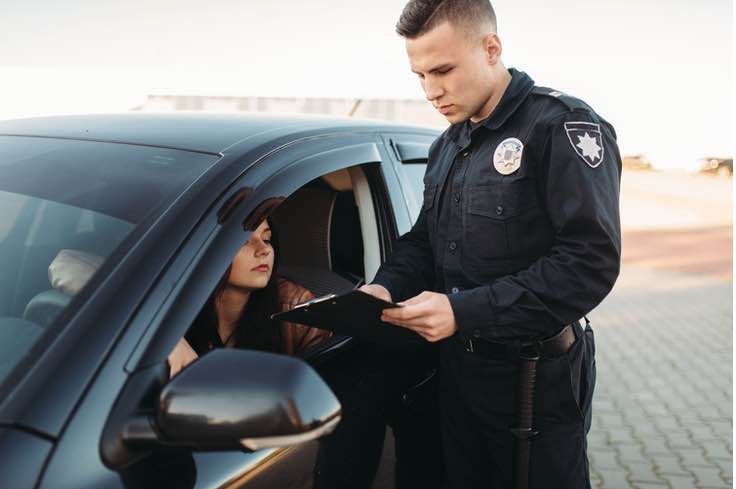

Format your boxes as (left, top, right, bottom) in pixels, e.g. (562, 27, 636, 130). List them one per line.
(0, 193, 134, 379)
(272, 165, 378, 296)
(176, 163, 381, 361)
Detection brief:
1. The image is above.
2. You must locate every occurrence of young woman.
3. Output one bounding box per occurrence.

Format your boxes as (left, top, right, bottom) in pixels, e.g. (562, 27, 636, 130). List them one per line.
(168, 217, 331, 377)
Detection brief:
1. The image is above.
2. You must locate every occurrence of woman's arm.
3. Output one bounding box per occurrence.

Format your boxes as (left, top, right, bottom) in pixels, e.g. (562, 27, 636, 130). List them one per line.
(278, 280, 332, 355)
(168, 337, 199, 378)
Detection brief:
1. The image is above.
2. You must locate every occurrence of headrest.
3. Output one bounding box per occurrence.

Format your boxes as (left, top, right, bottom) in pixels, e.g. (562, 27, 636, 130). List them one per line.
(48, 249, 103, 296)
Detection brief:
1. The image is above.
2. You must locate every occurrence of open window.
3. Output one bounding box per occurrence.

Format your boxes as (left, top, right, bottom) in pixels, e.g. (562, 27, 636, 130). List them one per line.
(167, 161, 391, 370)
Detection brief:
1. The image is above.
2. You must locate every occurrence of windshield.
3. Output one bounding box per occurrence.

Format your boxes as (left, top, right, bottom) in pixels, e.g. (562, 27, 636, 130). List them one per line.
(0, 136, 219, 384)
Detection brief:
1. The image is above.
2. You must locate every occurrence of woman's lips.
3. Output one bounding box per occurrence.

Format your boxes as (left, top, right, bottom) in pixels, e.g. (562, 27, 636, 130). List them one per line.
(252, 265, 270, 272)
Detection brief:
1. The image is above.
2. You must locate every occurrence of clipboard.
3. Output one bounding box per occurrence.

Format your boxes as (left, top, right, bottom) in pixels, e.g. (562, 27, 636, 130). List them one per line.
(270, 290, 423, 345)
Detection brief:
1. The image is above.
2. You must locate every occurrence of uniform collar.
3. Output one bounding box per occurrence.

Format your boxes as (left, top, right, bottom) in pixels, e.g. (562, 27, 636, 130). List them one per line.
(446, 68, 535, 148)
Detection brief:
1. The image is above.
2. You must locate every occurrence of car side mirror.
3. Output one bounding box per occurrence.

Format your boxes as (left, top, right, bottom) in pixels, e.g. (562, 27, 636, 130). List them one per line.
(156, 349, 341, 451)
(102, 349, 341, 469)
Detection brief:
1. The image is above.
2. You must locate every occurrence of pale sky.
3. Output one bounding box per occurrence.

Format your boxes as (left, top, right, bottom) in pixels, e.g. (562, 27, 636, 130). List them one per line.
(0, 0, 732, 169)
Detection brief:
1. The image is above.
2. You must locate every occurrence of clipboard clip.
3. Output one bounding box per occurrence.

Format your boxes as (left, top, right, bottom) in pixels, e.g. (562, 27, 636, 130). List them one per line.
(269, 293, 339, 320)
(294, 293, 338, 309)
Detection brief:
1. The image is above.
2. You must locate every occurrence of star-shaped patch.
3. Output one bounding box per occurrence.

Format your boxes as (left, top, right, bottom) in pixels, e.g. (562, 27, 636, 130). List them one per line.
(576, 132, 602, 162)
(565, 121, 606, 168)
(564, 121, 605, 168)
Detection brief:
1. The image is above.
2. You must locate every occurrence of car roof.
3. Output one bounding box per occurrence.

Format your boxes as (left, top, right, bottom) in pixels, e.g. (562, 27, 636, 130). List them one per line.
(0, 112, 439, 155)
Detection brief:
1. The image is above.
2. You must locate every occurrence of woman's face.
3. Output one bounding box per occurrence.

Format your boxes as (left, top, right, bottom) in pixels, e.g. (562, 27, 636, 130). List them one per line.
(228, 219, 274, 290)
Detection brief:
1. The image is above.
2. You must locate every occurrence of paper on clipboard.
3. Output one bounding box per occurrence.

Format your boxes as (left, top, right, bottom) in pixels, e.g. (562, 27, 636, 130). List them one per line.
(271, 289, 422, 346)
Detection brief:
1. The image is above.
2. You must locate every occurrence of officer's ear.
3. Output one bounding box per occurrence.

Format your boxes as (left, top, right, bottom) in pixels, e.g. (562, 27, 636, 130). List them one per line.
(483, 33, 503, 65)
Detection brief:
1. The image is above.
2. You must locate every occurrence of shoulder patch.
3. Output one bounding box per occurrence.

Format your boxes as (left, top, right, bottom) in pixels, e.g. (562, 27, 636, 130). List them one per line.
(532, 86, 592, 113)
(564, 121, 605, 168)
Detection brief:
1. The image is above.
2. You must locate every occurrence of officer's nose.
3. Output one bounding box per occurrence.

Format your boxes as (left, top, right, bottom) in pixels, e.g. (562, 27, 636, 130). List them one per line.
(424, 78, 444, 103)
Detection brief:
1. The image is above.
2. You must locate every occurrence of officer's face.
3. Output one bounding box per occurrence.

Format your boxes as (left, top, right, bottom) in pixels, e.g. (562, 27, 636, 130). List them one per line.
(406, 21, 503, 124)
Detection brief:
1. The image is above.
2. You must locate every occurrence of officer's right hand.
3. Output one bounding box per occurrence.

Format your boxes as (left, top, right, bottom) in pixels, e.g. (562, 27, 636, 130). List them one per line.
(359, 284, 393, 303)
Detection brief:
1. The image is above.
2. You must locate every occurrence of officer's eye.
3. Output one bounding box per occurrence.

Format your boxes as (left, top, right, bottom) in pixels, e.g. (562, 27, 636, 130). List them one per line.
(437, 68, 452, 75)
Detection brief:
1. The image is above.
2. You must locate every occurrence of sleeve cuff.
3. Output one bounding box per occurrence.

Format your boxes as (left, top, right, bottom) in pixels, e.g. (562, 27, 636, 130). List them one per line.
(370, 272, 403, 302)
(447, 286, 494, 338)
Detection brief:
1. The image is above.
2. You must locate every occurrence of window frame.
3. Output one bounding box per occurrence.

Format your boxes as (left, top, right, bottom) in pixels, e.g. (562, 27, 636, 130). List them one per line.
(380, 133, 437, 230)
(120, 132, 398, 487)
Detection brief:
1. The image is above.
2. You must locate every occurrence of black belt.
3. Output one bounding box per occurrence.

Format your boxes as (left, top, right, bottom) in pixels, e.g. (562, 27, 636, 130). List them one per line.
(461, 323, 578, 360)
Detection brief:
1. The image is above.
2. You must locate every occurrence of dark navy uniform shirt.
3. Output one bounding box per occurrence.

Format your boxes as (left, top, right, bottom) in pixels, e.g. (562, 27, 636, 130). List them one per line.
(373, 68, 622, 340)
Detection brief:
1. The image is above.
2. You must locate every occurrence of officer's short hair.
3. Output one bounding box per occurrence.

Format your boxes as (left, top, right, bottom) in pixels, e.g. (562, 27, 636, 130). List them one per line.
(396, 0, 497, 39)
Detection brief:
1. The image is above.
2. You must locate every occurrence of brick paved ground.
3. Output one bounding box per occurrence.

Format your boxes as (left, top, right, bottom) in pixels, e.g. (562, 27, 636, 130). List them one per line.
(587, 264, 733, 489)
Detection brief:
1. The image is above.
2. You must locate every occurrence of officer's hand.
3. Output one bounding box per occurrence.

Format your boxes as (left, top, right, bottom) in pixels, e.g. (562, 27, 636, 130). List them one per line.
(380, 291, 457, 342)
(359, 284, 393, 303)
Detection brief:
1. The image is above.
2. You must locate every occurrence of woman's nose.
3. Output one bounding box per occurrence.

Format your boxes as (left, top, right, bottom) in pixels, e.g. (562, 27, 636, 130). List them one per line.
(254, 240, 271, 256)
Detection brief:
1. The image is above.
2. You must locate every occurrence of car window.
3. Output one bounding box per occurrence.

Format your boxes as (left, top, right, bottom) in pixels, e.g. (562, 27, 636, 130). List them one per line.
(159, 163, 383, 488)
(386, 136, 434, 221)
(169, 171, 365, 376)
(0, 136, 219, 387)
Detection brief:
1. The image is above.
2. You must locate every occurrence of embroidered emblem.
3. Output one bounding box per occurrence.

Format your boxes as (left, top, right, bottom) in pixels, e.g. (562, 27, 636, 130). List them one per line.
(493, 137, 524, 175)
(564, 121, 605, 168)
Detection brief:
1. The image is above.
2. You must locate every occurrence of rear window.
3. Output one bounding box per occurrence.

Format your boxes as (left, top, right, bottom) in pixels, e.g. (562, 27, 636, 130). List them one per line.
(0, 136, 219, 383)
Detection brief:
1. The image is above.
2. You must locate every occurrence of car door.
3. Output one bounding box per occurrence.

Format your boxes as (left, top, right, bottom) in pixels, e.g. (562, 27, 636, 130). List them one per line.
(111, 131, 396, 489)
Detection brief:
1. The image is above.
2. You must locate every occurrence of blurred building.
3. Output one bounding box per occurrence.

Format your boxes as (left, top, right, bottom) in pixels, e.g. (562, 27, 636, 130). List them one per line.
(138, 94, 448, 128)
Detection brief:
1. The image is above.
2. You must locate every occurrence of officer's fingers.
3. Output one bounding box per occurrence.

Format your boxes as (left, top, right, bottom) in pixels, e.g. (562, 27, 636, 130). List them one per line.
(404, 314, 448, 332)
(382, 302, 430, 321)
(392, 320, 433, 338)
(400, 321, 444, 343)
(398, 291, 434, 306)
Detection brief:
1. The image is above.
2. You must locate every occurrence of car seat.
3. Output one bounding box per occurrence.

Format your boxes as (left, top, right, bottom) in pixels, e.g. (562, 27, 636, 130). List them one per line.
(23, 249, 102, 327)
(271, 184, 359, 297)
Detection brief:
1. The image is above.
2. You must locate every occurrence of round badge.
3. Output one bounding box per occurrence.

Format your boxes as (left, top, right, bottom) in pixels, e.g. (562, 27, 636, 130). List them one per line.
(493, 137, 524, 175)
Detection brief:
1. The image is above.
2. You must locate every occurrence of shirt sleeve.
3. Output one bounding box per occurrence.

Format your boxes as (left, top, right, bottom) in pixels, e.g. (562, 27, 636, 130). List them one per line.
(448, 110, 622, 338)
(371, 205, 436, 302)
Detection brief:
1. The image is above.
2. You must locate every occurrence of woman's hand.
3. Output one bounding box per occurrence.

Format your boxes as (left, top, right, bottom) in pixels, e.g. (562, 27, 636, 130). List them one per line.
(168, 338, 199, 378)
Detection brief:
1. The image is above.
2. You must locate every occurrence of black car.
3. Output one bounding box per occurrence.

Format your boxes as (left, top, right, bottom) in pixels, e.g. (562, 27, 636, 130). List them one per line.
(0, 113, 440, 489)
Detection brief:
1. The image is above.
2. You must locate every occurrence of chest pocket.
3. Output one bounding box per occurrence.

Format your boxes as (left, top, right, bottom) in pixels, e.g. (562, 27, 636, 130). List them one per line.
(463, 179, 541, 263)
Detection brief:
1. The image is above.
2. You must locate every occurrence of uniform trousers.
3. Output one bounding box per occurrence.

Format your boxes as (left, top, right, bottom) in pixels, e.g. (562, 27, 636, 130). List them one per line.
(439, 324, 596, 489)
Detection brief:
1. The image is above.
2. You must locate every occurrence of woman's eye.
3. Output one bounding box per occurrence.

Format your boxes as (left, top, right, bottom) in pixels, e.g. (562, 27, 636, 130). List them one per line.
(264, 239, 272, 245)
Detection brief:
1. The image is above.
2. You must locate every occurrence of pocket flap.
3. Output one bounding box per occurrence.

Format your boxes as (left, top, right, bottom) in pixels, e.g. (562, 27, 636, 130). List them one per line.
(468, 180, 537, 219)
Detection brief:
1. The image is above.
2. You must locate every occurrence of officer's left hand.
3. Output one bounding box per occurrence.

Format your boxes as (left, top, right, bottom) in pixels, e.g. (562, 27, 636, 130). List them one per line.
(381, 291, 457, 342)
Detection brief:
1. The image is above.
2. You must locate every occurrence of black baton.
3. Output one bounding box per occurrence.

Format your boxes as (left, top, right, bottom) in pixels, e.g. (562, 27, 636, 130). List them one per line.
(510, 343, 540, 489)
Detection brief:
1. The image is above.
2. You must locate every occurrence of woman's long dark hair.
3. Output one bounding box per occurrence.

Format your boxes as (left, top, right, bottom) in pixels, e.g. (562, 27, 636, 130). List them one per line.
(186, 217, 284, 354)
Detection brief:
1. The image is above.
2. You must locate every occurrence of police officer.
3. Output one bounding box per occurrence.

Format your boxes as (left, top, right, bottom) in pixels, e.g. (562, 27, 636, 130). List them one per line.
(360, 1, 621, 488)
